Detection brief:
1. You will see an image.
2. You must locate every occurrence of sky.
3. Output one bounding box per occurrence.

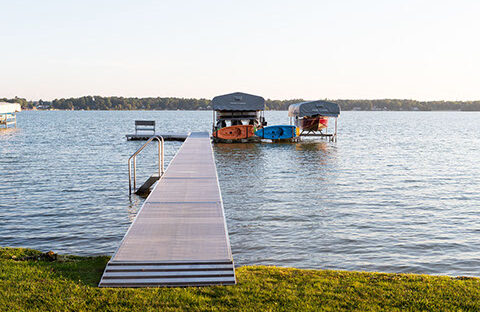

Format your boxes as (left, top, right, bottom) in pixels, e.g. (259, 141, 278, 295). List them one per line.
(1, 0, 479, 101)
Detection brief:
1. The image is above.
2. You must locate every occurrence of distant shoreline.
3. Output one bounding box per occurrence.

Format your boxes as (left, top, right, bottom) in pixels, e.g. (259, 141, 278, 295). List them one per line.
(21, 108, 480, 112)
(4, 96, 480, 111)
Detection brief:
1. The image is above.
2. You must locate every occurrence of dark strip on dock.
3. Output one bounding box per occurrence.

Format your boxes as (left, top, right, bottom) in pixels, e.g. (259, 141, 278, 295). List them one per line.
(99, 132, 235, 287)
(126, 133, 189, 141)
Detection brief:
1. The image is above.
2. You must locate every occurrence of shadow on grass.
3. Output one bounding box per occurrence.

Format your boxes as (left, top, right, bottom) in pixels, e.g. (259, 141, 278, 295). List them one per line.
(0, 247, 110, 287)
(40, 256, 110, 287)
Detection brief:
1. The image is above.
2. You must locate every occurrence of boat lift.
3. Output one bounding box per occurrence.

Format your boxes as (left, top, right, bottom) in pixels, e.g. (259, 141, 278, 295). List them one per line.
(211, 92, 266, 143)
(0, 102, 21, 128)
(288, 100, 340, 142)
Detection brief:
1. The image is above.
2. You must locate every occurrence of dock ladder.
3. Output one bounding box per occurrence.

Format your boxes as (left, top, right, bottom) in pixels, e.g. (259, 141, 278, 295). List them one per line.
(128, 136, 164, 195)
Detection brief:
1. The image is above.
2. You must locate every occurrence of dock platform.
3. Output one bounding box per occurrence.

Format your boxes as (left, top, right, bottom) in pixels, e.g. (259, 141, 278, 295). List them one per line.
(100, 132, 235, 287)
(126, 133, 189, 141)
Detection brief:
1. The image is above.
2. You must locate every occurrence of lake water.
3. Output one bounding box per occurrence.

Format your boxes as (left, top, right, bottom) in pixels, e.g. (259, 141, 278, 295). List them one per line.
(1, 111, 479, 276)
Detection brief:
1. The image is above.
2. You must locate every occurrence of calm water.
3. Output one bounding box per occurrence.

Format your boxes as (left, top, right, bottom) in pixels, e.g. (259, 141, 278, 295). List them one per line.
(1, 111, 479, 276)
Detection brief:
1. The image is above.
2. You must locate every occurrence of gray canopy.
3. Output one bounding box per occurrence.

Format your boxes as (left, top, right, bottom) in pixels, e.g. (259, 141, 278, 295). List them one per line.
(212, 92, 265, 111)
(288, 100, 340, 118)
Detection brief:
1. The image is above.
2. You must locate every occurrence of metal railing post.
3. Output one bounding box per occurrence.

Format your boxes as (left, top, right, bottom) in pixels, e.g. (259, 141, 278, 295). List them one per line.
(133, 157, 136, 190)
(128, 158, 132, 195)
(334, 117, 338, 142)
(158, 136, 164, 176)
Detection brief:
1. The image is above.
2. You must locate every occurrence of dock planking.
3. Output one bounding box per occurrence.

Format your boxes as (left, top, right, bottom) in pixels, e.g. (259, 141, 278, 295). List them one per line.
(99, 132, 236, 287)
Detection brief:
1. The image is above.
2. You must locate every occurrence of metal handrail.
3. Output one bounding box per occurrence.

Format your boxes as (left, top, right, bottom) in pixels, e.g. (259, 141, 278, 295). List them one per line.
(128, 135, 164, 195)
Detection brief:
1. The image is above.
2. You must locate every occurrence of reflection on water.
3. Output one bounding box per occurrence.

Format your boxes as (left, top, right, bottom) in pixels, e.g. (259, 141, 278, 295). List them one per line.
(0, 127, 19, 137)
(295, 141, 328, 152)
(215, 139, 339, 269)
(127, 196, 143, 223)
(1, 111, 480, 276)
(215, 143, 261, 152)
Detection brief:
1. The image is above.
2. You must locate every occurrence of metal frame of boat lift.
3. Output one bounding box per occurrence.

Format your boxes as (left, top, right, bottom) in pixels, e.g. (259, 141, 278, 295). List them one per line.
(0, 102, 21, 129)
(0, 113, 17, 128)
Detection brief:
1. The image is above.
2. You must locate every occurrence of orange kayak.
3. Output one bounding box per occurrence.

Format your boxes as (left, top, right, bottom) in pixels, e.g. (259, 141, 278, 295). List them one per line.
(213, 125, 255, 140)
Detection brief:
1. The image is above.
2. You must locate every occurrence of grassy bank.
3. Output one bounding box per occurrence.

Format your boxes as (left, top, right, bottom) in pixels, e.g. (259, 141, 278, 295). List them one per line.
(1, 247, 479, 311)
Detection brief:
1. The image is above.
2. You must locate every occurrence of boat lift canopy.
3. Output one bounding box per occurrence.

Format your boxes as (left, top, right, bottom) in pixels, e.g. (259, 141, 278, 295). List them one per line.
(0, 102, 21, 114)
(288, 100, 340, 118)
(212, 92, 265, 111)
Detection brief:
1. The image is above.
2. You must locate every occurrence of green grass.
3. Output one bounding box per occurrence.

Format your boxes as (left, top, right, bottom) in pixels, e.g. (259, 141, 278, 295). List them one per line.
(1, 247, 479, 311)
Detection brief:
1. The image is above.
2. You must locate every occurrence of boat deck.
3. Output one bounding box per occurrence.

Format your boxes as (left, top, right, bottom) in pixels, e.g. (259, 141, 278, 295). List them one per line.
(99, 132, 235, 287)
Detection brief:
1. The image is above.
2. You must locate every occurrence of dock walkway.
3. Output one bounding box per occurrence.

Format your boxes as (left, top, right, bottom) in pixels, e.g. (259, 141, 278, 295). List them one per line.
(99, 132, 235, 287)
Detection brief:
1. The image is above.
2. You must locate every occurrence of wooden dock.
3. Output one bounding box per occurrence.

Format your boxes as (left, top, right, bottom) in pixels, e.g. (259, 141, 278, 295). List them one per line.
(99, 132, 236, 287)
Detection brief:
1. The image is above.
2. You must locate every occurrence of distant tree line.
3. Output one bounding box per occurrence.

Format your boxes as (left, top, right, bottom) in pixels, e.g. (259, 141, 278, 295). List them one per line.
(265, 99, 480, 111)
(0, 97, 30, 108)
(2, 96, 480, 111)
(332, 99, 480, 112)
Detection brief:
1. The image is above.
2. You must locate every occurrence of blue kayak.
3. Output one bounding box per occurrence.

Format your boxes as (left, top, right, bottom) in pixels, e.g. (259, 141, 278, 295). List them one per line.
(255, 125, 298, 140)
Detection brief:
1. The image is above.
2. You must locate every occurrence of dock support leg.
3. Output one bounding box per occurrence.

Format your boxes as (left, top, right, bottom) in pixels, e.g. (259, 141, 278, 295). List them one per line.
(334, 118, 338, 142)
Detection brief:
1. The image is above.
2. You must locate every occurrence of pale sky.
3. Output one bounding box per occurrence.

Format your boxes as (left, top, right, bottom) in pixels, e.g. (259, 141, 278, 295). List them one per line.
(1, 0, 479, 101)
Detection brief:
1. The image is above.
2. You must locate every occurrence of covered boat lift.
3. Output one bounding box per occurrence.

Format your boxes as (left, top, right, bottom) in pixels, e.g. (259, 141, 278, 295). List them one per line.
(211, 92, 266, 142)
(288, 100, 340, 142)
(0, 102, 21, 128)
